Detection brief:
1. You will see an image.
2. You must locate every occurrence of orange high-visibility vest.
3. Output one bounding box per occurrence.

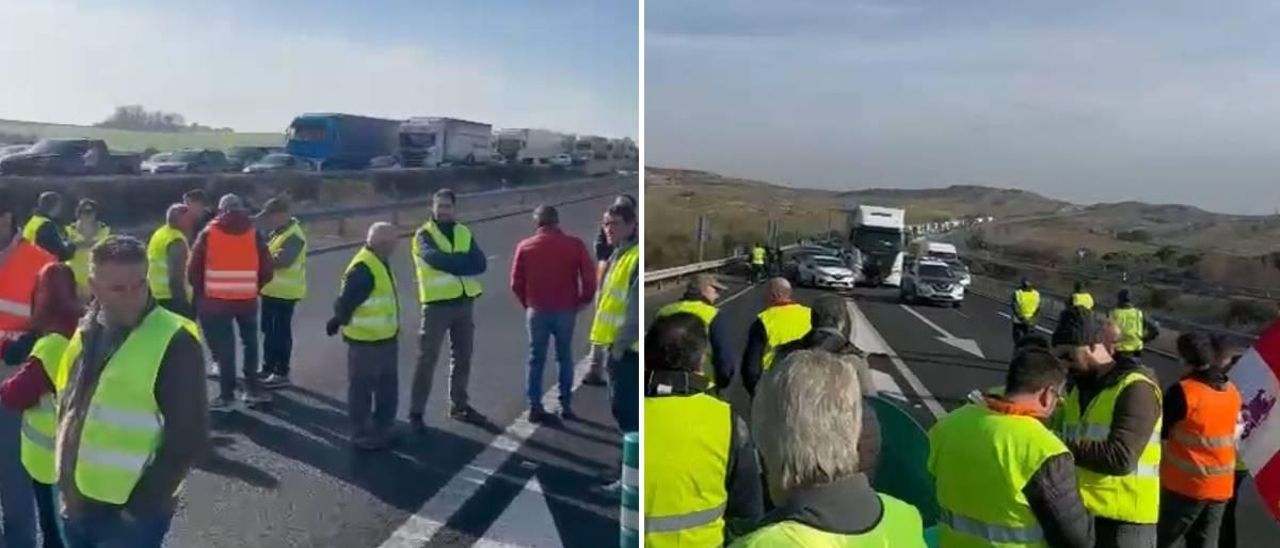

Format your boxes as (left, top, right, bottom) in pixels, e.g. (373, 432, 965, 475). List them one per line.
(204, 227, 259, 301)
(1161, 378, 1242, 501)
(0, 239, 56, 339)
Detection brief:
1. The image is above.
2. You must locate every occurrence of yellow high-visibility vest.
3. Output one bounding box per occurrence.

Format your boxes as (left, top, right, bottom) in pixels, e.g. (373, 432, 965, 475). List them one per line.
(146, 225, 190, 301)
(411, 221, 483, 304)
(751, 247, 766, 266)
(645, 393, 731, 547)
(1110, 307, 1145, 353)
(758, 303, 812, 369)
(1014, 289, 1040, 322)
(21, 333, 68, 484)
(260, 220, 308, 300)
(341, 247, 399, 342)
(66, 222, 109, 293)
(654, 299, 718, 386)
(1071, 292, 1095, 310)
(590, 243, 639, 346)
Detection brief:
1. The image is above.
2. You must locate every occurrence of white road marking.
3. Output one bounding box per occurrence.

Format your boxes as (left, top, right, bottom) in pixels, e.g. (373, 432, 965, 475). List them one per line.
(719, 283, 757, 305)
(898, 305, 985, 359)
(847, 300, 947, 419)
(996, 311, 1053, 334)
(374, 355, 596, 547)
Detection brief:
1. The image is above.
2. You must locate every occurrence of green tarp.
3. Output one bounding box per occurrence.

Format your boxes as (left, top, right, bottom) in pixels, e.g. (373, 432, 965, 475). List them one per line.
(867, 395, 939, 527)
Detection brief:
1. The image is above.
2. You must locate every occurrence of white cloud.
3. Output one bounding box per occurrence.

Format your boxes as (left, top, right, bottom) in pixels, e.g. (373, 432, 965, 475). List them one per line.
(0, 0, 631, 137)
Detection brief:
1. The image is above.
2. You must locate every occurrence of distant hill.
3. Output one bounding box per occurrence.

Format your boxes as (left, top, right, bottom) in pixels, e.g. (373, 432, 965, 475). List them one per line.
(0, 118, 282, 152)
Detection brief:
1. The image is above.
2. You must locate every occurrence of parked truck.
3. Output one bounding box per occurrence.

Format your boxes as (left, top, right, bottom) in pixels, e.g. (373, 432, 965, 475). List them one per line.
(0, 139, 141, 176)
(572, 135, 610, 162)
(494, 128, 572, 165)
(398, 117, 493, 167)
(285, 113, 400, 170)
(848, 204, 907, 287)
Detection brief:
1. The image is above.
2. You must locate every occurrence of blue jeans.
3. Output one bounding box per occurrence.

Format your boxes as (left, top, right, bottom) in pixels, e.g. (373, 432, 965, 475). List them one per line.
(608, 350, 638, 433)
(526, 310, 576, 409)
(0, 404, 37, 548)
(61, 511, 172, 548)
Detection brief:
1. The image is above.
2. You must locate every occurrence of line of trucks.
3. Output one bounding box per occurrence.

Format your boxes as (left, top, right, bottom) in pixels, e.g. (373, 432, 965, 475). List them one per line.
(0, 113, 636, 176)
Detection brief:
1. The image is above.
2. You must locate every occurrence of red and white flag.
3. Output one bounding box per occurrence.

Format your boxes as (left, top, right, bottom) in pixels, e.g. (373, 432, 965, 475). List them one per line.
(1230, 320, 1280, 521)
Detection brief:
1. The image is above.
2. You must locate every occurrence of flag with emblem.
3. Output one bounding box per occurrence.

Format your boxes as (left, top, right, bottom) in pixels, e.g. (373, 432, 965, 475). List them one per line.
(1229, 320, 1280, 521)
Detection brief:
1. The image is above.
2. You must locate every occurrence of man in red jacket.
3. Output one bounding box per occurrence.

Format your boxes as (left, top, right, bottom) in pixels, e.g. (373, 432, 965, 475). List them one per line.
(510, 205, 596, 422)
(188, 194, 274, 411)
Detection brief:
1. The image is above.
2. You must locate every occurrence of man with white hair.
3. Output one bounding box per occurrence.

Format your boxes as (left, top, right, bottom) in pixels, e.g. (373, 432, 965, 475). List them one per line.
(732, 349, 925, 546)
(740, 277, 812, 397)
(147, 203, 195, 318)
(326, 222, 401, 450)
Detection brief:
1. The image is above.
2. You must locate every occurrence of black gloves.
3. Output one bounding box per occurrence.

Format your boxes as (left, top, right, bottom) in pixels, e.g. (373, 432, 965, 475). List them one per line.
(325, 318, 341, 337)
(1, 333, 37, 366)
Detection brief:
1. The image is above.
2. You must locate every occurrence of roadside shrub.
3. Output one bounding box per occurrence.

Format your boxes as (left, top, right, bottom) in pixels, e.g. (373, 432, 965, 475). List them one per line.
(1116, 229, 1152, 243)
(1146, 288, 1181, 310)
(1224, 298, 1275, 329)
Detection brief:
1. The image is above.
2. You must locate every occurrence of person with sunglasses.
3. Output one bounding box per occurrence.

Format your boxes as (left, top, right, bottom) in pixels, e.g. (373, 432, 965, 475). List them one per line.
(1051, 306, 1163, 548)
(930, 343, 1094, 548)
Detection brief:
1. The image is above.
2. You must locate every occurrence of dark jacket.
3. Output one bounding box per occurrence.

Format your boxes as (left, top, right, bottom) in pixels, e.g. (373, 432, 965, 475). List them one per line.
(416, 219, 487, 306)
(33, 216, 74, 261)
(739, 474, 919, 542)
(187, 210, 273, 316)
(58, 303, 208, 517)
(1162, 368, 1234, 440)
(266, 218, 305, 271)
(332, 247, 398, 344)
(773, 328, 881, 480)
(1066, 359, 1162, 476)
(645, 370, 763, 543)
(741, 302, 804, 397)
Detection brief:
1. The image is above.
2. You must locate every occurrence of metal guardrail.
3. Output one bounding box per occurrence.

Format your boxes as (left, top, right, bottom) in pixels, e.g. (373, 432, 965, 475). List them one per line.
(644, 244, 803, 286)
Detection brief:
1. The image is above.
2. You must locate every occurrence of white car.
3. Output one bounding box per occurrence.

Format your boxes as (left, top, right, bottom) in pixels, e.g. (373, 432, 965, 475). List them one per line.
(798, 254, 857, 290)
(139, 152, 174, 174)
(901, 259, 965, 307)
(549, 153, 574, 167)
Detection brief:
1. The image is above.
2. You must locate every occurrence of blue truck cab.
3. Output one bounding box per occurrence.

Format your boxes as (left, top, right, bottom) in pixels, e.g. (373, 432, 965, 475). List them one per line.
(285, 113, 400, 170)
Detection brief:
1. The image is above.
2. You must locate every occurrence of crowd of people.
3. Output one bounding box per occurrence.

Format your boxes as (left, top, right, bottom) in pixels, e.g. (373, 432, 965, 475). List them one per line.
(645, 274, 1252, 548)
(0, 186, 640, 547)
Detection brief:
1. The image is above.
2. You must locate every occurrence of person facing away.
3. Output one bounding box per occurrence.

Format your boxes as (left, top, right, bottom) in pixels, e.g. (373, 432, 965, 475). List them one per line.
(1071, 281, 1095, 311)
(23, 191, 75, 262)
(1011, 278, 1040, 344)
(187, 193, 274, 410)
(1156, 332, 1242, 548)
(930, 343, 1094, 548)
(740, 277, 812, 397)
(1051, 306, 1163, 548)
(773, 295, 881, 482)
(256, 197, 308, 389)
(1110, 289, 1160, 360)
(509, 205, 595, 423)
(731, 349, 926, 547)
(66, 199, 111, 301)
(652, 273, 733, 391)
(326, 222, 402, 451)
(147, 204, 195, 319)
(0, 262, 81, 548)
(643, 312, 763, 547)
(55, 235, 208, 548)
(410, 188, 487, 428)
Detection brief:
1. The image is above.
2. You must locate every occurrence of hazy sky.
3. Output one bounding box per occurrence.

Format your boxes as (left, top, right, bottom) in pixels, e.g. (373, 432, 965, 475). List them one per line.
(647, 0, 1280, 215)
(0, 0, 637, 138)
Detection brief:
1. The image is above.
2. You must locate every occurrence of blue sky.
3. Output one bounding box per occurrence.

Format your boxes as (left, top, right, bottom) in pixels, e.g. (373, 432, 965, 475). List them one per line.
(647, 0, 1280, 215)
(0, 0, 637, 138)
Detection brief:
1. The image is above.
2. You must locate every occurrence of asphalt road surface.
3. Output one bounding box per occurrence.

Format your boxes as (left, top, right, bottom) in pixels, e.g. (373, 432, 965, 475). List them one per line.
(163, 190, 633, 547)
(645, 274, 1280, 540)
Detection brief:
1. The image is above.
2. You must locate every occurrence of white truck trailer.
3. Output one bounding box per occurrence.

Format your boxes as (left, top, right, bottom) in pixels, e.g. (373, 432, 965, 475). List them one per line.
(398, 117, 493, 167)
(494, 128, 572, 165)
(848, 204, 907, 287)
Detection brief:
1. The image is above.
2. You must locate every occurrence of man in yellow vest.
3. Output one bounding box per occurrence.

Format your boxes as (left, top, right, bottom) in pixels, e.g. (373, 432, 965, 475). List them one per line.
(67, 198, 111, 302)
(55, 235, 207, 547)
(583, 193, 637, 387)
(410, 188, 487, 428)
(644, 312, 763, 547)
(1071, 281, 1095, 311)
(326, 223, 401, 450)
(653, 273, 731, 390)
(591, 202, 640, 494)
(732, 349, 925, 546)
(750, 244, 766, 283)
(22, 191, 75, 262)
(740, 277, 811, 397)
(258, 198, 308, 389)
(930, 344, 1095, 548)
(1110, 289, 1159, 361)
(1011, 278, 1041, 345)
(148, 204, 195, 319)
(1051, 306, 1162, 547)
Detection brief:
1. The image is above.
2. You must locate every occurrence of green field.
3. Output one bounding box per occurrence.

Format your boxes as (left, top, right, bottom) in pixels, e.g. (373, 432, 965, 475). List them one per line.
(0, 119, 283, 152)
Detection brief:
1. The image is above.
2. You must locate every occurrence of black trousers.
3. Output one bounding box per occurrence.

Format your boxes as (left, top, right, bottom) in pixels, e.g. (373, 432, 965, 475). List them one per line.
(1219, 470, 1248, 548)
(1157, 488, 1226, 548)
(1011, 322, 1031, 345)
(32, 479, 64, 548)
(261, 296, 298, 376)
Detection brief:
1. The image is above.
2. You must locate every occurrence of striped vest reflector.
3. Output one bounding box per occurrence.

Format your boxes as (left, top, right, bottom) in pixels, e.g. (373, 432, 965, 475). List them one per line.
(341, 247, 400, 342)
(204, 227, 259, 301)
(0, 240, 55, 340)
(729, 495, 924, 547)
(54, 307, 199, 504)
(21, 333, 68, 484)
(1059, 371, 1163, 523)
(260, 220, 308, 300)
(644, 393, 730, 547)
(590, 243, 638, 346)
(1161, 378, 1241, 501)
(1110, 308, 1145, 352)
(146, 225, 190, 301)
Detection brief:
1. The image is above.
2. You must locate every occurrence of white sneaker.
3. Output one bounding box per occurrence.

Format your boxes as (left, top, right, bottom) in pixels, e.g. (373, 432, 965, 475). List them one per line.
(207, 362, 220, 379)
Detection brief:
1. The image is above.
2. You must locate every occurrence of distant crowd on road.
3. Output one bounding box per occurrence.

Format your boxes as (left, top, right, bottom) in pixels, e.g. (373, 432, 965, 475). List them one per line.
(0, 185, 639, 547)
(645, 270, 1255, 548)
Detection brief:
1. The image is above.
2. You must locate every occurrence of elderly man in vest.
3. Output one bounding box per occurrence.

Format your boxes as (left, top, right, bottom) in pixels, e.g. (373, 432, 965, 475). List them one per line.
(257, 198, 307, 389)
(1051, 307, 1163, 548)
(56, 236, 208, 547)
(147, 204, 194, 319)
(931, 343, 1095, 548)
(22, 191, 75, 262)
(188, 194, 274, 411)
(731, 350, 925, 546)
(652, 273, 732, 391)
(644, 312, 762, 547)
(740, 277, 812, 397)
(0, 191, 57, 548)
(327, 223, 401, 450)
(410, 188, 487, 429)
